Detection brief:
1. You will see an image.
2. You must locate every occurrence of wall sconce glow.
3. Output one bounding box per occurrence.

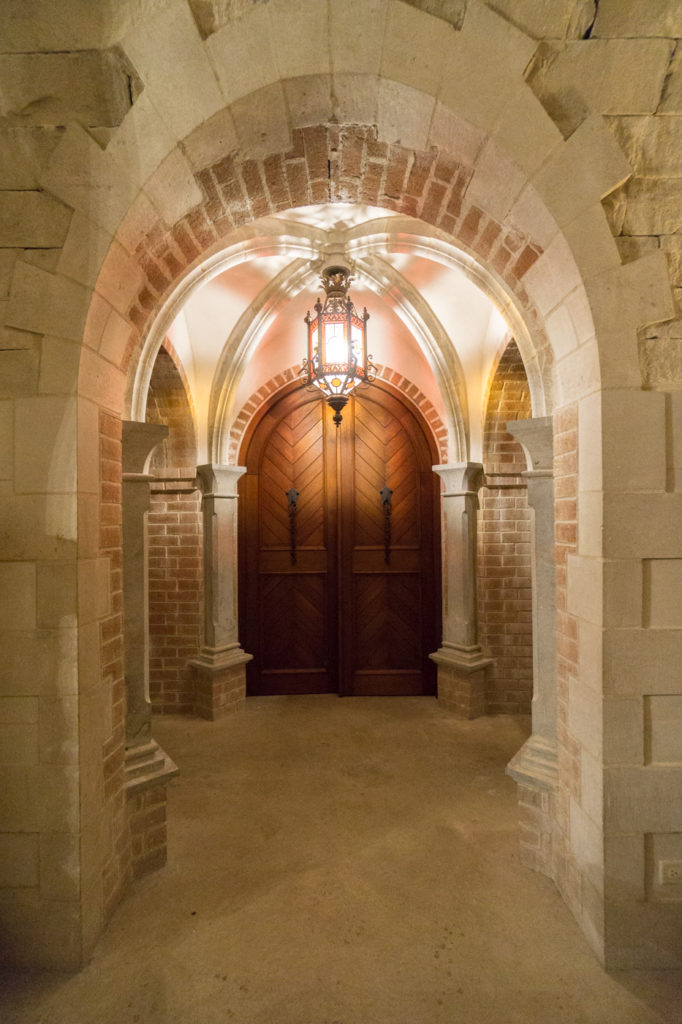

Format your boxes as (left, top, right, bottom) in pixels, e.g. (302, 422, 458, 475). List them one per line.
(302, 265, 375, 426)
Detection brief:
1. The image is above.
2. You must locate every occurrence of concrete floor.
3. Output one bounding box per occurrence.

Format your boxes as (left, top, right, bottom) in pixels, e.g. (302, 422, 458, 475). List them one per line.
(2, 696, 682, 1023)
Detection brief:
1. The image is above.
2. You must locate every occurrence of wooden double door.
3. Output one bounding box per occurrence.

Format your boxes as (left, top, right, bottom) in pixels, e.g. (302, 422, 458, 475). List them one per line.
(239, 384, 440, 696)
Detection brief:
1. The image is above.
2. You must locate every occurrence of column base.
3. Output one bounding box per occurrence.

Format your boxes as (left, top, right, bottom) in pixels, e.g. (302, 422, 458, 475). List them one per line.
(429, 644, 492, 719)
(189, 645, 252, 721)
(124, 739, 179, 880)
(506, 735, 558, 877)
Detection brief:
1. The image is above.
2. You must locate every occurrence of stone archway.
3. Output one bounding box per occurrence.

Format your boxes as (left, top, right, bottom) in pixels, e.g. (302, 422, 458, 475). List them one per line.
(2, 0, 678, 973)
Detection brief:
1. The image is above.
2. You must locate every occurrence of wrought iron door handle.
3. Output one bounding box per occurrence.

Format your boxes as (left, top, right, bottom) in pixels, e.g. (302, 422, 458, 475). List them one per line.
(379, 486, 393, 564)
(286, 488, 299, 564)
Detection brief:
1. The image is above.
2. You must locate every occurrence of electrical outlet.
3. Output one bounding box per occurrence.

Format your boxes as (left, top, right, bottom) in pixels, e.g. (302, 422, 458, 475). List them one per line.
(659, 861, 682, 885)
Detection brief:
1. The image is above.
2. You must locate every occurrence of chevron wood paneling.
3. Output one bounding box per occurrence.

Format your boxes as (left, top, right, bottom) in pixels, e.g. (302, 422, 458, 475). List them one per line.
(240, 384, 439, 696)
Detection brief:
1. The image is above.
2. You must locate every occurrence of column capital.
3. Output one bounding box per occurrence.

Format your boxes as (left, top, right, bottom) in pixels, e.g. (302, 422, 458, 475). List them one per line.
(196, 463, 246, 498)
(432, 462, 484, 495)
(122, 421, 168, 475)
(506, 417, 553, 474)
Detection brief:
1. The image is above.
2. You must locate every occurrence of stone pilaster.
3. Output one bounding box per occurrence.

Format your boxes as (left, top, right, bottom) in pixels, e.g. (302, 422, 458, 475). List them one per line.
(430, 463, 491, 718)
(504, 417, 557, 876)
(122, 421, 168, 747)
(189, 464, 252, 720)
(122, 422, 179, 879)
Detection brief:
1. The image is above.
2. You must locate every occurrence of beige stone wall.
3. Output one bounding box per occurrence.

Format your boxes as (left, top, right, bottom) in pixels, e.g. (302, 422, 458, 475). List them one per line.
(1, 0, 681, 969)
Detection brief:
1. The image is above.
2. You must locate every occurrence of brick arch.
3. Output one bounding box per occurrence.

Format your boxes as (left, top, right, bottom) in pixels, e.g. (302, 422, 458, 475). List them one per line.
(115, 123, 552, 399)
(229, 363, 449, 465)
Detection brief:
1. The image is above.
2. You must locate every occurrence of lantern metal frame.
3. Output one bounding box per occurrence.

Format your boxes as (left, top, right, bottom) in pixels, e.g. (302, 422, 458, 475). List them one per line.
(301, 264, 375, 426)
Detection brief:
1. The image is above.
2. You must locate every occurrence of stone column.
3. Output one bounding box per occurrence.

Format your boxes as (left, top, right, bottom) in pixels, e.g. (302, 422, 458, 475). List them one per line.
(429, 463, 491, 718)
(122, 421, 168, 747)
(504, 417, 557, 875)
(189, 464, 252, 720)
(122, 421, 178, 879)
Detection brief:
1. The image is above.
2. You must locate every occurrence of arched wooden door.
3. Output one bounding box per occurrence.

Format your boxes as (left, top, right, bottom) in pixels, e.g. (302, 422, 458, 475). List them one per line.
(239, 383, 440, 696)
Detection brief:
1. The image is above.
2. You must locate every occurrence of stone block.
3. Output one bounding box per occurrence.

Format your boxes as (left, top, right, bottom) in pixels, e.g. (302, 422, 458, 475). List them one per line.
(7, 261, 89, 344)
(556, 341, 601, 408)
(39, 696, 79, 766)
(603, 559, 643, 628)
(107, 91, 176, 192)
(588, 251, 675, 339)
(94, 239, 145, 318)
(601, 390, 666, 494)
(594, 0, 682, 38)
(38, 337, 80, 397)
(39, 832, 80, 900)
(659, 45, 682, 114)
(0, 721, 39, 765)
(604, 833, 645, 902)
(122, 2, 223, 142)
(0, 128, 64, 190)
(0, 348, 39, 399)
(144, 149, 203, 230)
(524, 232, 582, 317)
(530, 39, 672, 137)
(180, 108, 239, 173)
(0, 562, 36, 630)
(532, 114, 630, 230)
(603, 493, 682, 559)
(57, 212, 112, 292)
(605, 764, 682, 835)
(492, 83, 565, 180)
(32, 763, 80, 833)
(646, 559, 682, 629)
(332, 74, 380, 129)
(608, 114, 682, 178)
(622, 177, 682, 236)
(464, 140, 525, 223)
(382, 0, 450, 96)
(36, 561, 77, 629)
(567, 673, 602, 758)
(645, 694, 682, 764)
(0, 766, 39, 830)
(15, 395, 77, 495)
(567, 554, 602, 627)
(284, 76, 333, 131)
(603, 696, 644, 765)
(0, 832, 39, 887)
(0, 49, 134, 127)
(231, 84, 291, 162)
(77, 348, 126, 411)
(569, 797, 603, 894)
(487, 0, 593, 39)
(0, 697, 38, 724)
(377, 79, 434, 152)
(604, 627, 682, 695)
(0, 626, 78, 698)
(0, 401, 12, 479)
(206, 4, 279, 104)
(330, 0, 387, 75)
(577, 391, 601, 492)
(577, 489, 602, 558)
(40, 123, 137, 239)
(77, 558, 111, 625)
(562, 203, 621, 281)
(268, 0, 330, 80)
(0, 191, 72, 249)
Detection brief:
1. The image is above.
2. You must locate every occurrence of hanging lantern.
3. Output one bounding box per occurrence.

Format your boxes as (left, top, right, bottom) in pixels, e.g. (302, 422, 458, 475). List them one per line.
(302, 265, 374, 426)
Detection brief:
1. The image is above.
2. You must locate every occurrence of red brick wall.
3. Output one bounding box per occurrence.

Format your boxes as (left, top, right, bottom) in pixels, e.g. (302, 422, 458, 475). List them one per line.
(148, 486, 203, 713)
(478, 340, 534, 714)
(551, 402, 582, 912)
(145, 344, 203, 714)
(98, 409, 131, 919)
